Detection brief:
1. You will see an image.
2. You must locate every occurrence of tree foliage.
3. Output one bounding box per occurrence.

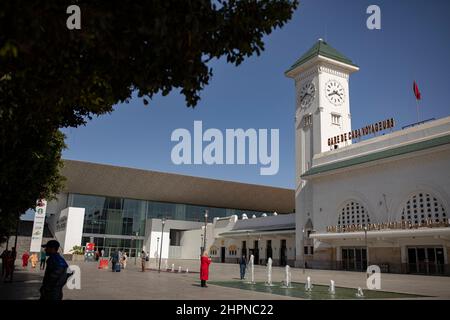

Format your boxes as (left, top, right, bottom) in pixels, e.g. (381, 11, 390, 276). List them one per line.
(0, 0, 298, 239)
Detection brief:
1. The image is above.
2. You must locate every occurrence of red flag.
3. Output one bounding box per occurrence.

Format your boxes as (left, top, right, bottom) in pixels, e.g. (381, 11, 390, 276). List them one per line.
(413, 81, 421, 100)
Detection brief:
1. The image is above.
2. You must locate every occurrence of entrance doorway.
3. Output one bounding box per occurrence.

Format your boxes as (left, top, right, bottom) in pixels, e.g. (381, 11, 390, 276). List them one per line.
(342, 248, 367, 271)
(280, 239, 287, 266)
(266, 240, 273, 262)
(221, 247, 226, 263)
(407, 247, 445, 275)
(242, 241, 247, 259)
(254, 240, 259, 265)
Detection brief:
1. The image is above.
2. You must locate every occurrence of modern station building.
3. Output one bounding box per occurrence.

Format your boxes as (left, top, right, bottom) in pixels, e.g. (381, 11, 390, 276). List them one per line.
(46, 160, 294, 263)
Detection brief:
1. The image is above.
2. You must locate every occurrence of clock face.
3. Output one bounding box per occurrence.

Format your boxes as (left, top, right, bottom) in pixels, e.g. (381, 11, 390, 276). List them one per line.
(298, 82, 315, 109)
(325, 80, 345, 106)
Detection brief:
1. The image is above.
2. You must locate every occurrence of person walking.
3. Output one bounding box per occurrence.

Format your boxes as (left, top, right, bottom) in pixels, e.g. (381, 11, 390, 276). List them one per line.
(40, 240, 69, 300)
(239, 255, 247, 280)
(30, 253, 39, 268)
(3, 247, 16, 282)
(110, 250, 119, 272)
(22, 251, 30, 268)
(200, 251, 211, 288)
(121, 252, 128, 269)
(141, 250, 147, 272)
(40, 249, 47, 270)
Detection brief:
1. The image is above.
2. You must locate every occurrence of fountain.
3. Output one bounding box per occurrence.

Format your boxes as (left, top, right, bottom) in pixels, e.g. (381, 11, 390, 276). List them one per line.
(281, 265, 293, 288)
(356, 287, 364, 297)
(305, 276, 313, 292)
(245, 255, 255, 284)
(171, 263, 175, 272)
(178, 266, 182, 273)
(329, 280, 336, 295)
(164, 259, 168, 271)
(265, 258, 274, 286)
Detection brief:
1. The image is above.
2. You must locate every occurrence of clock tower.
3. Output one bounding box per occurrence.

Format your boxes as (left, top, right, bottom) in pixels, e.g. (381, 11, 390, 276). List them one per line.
(285, 39, 359, 266)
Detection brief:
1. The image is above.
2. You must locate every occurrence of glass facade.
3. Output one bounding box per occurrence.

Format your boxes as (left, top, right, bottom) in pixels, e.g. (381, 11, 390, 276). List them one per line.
(68, 193, 269, 238)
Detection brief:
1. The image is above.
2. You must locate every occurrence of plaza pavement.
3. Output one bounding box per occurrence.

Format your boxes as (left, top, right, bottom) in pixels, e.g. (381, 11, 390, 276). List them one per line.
(1, 258, 450, 299)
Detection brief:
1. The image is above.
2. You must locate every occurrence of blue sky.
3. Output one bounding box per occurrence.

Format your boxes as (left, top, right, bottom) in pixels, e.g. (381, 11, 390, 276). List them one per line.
(61, 0, 450, 190)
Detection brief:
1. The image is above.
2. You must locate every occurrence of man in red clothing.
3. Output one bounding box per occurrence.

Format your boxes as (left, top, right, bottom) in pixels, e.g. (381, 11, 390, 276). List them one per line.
(200, 251, 211, 288)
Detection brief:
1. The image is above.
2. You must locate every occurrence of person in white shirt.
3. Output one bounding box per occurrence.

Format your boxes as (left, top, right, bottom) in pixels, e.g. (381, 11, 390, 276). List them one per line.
(121, 252, 128, 269)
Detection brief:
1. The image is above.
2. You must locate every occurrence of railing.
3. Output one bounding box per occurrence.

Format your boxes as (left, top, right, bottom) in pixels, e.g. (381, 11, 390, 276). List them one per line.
(300, 260, 450, 276)
(326, 219, 450, 233)
(401, 118, 435, 130)
(79, 246, 140, 258)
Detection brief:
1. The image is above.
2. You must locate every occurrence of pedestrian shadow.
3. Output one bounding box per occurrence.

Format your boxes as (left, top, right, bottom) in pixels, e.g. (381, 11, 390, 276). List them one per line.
(191, 284, 203, 287)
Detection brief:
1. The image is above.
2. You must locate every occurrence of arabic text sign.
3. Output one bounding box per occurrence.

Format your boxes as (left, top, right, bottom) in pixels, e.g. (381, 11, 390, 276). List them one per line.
(30, 199, 47, 252)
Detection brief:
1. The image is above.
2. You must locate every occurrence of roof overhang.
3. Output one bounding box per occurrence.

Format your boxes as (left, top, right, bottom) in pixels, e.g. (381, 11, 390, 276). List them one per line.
(61, 160, 294, 213)
(302, 133, 450, 179)
(285, 55, 359, 79)
(310, 227, 450, 241)
(219, 229, 295, 238)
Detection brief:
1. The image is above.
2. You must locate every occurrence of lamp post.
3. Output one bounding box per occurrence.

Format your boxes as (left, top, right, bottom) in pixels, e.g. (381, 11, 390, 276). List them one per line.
(200, 234, 204, 254)
(156, 237, 160, 268)
(364, 226, 368, 271)
(134, 231, 139, 265)
(302, 228, 305, 274)
(203, 210, 208, 253)
(158, 218, 166, 273)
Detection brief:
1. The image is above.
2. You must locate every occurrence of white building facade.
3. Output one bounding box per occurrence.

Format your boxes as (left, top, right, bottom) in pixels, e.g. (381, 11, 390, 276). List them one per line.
(209, 213, 296, 266)
(287, 39, 450, 275)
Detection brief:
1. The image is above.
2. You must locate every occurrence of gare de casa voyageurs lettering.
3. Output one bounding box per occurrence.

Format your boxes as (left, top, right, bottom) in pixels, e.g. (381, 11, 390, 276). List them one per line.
(328, 118, 395, 147)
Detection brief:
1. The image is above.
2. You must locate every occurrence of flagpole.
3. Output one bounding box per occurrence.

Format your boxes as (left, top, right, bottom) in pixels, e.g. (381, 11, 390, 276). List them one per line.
(415, 98, 420, 124)
(413, 80, 421, 124)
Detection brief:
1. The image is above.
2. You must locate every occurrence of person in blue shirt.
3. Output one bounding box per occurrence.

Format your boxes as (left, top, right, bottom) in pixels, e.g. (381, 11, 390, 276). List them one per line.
(239, 255, 247, 280)
(110, 250, 119, 272)
(40, 240, 69, 300)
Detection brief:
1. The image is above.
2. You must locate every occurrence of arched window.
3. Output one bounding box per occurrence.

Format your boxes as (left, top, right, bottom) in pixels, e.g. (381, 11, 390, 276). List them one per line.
(401, 192, 447, 225)
(338, 201, 370, 227)
(209, 246, 218, 256)
(228, 245, 237, 256)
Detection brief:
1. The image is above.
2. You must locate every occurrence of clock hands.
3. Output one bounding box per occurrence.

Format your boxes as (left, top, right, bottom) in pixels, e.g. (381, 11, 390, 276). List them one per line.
(328, 90, 342, 98)
(300, 83, 315, 106)
(301, 92, 311, 102)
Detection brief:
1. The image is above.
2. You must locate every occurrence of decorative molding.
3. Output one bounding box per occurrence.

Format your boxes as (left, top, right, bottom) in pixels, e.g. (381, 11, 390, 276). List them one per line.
(318, 63, 349, 79)
(295, 66, 320, 83)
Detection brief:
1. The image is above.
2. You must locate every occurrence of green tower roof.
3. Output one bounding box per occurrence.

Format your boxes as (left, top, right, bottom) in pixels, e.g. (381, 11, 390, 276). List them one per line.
(286, 39, 358, 74)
